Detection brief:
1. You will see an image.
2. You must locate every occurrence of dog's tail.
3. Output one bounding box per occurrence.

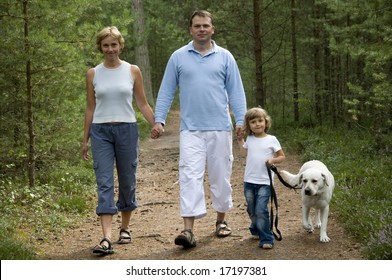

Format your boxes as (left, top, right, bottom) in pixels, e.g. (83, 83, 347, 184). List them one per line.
(279, 170, 300, 188)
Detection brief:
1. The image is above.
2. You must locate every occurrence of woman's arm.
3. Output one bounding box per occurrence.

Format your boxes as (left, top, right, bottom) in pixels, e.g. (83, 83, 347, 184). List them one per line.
(82, 68, 96, 160)
(131, 65, 155, 127)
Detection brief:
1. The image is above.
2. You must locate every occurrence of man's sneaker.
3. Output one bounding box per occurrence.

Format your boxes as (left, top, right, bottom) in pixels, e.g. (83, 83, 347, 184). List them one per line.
(174, 229, 196, 249)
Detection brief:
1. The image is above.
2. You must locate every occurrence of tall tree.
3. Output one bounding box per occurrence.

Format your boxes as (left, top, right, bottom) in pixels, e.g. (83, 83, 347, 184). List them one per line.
(312, 0, 322, 125)
(253, 0, 265, 107)
(291, 0, 299, 122)
(324, 0, 391, 136)
(131, 0, 154, 106)
(23, 0, 35, 188)
(0, 0, 102, 186)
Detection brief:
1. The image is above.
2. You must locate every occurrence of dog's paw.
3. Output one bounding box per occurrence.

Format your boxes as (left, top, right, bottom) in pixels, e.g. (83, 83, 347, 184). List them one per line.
(303, 224, 314, 233)
(320, 234, 330, 243)
(315, 222, 321, 229)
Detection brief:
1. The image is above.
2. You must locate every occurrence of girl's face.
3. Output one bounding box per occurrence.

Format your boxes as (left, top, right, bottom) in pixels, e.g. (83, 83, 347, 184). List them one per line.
(101, 36, 121, 60)
(249, 116, 266, 136)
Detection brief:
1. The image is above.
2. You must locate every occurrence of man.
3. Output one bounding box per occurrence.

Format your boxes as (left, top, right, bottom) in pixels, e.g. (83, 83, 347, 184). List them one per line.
(152, 10, 246, 248)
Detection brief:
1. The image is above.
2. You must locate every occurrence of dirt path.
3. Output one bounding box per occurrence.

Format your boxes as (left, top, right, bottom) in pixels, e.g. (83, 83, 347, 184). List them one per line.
(37, 110, 363, 260)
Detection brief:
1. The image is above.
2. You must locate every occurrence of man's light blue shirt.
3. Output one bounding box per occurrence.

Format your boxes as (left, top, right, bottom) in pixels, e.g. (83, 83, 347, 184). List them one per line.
(155, 41, 246, 131)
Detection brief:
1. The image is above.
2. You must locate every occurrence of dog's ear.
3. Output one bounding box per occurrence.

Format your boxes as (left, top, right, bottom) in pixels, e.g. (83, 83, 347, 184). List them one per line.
(299, 174, 304, 188)
(322, 173, 328, 187)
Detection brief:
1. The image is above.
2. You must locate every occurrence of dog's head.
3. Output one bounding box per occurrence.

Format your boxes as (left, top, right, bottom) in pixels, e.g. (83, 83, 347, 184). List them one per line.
(299, 168, 328, 196)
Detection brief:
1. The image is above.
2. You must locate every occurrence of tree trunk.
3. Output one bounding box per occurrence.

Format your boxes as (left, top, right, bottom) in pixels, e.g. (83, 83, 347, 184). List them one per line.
(313, 1, 322, 125)
(131, 0, 155, 106)
(291, 0, 299, 122)
(253, 0, 265, 107)
(23, 0, 35, 188)
(323, 30, 332, 124)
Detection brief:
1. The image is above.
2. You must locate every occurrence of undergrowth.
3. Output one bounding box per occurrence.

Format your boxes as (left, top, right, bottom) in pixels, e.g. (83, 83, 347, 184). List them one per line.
(274, 123, 392, 260)
(0, 164, 96, 259)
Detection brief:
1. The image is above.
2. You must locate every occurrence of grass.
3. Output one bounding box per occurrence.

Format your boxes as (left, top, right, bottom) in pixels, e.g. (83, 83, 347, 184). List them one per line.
(0, 165, 96, 259)
(0, 236, 36, 260)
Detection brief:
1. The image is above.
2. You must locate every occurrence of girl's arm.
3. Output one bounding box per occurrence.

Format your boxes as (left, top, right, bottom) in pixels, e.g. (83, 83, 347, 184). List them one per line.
(237, 138, 248, 157)
(266, 149, 285, 166)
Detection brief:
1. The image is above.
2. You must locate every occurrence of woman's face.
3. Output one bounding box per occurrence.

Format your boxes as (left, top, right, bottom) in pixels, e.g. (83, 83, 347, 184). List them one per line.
(100, 36, 121, 59)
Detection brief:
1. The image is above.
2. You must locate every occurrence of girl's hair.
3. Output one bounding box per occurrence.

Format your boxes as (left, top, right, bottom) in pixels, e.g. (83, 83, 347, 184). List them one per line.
(243, 107, 272, 136)
(96, 26, 125, 53)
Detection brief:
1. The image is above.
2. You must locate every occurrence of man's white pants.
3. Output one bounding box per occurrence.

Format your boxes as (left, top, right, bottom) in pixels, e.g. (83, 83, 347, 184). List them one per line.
(179, 130, 233, 219)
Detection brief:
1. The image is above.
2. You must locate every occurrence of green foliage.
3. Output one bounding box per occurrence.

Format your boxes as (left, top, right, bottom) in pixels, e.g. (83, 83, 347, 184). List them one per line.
(0, 219, 36, 260)
(275, 124, 392, 260)
(324, 0, 392, 132)
(0, 160, 96, 258)
(55, 196, 89, 213)
(0, 237, 36, 260)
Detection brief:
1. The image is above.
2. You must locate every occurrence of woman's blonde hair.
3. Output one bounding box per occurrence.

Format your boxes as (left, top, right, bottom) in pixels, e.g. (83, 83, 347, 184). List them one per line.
(96, 26, 125, 53)
(243, 107, 272, 136)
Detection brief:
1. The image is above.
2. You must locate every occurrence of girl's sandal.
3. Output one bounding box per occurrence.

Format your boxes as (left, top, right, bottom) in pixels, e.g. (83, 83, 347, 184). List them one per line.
(92, 237, 114, 255)
(261, 244, 274, 249)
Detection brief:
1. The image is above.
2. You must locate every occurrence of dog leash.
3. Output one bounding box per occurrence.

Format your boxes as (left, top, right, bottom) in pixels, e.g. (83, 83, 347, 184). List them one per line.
(269, 164, 302, 190)
(267, 163, 282, 241)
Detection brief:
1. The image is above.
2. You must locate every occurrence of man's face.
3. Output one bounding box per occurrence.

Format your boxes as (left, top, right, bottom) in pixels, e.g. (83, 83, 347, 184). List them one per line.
(189, 15, 215, 44)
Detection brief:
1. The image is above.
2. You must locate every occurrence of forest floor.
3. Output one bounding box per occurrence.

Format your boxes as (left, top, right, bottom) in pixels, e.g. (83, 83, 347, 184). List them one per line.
(36, 110, 363, 260)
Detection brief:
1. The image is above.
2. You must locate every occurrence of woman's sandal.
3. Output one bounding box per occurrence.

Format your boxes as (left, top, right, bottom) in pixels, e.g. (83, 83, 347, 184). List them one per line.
(118, 228, 132, 244)
(216, 220, 232, 237)
(92, 237, 114, 255)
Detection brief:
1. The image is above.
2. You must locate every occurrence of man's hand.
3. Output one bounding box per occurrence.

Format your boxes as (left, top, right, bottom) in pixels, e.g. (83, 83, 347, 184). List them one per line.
(151, 123, 165, 139)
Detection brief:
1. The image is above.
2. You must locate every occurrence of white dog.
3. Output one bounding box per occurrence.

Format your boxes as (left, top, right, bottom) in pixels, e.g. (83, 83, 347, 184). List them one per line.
(280, 160, 335, 242)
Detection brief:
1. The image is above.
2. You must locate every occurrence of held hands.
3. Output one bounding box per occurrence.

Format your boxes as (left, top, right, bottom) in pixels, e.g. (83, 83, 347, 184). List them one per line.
(151, 123, 164, 139)
(235, 125, 247, 157)
(235, 125, 244, 141)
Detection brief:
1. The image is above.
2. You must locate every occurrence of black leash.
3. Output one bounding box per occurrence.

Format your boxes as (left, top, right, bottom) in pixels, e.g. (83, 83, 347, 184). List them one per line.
(267, 163, 282, 241)
(269, 164, 302, 190)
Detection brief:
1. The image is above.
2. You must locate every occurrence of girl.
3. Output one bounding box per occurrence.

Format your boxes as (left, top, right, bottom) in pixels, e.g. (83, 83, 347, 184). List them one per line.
(237, 107, 285, 249)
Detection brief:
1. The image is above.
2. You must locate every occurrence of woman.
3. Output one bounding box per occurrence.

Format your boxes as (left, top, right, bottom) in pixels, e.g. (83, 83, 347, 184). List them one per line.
(82, 26, 158, 255)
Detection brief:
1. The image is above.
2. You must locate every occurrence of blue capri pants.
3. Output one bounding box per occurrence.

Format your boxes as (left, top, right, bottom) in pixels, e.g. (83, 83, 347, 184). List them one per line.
(90, 122, 139, 215)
